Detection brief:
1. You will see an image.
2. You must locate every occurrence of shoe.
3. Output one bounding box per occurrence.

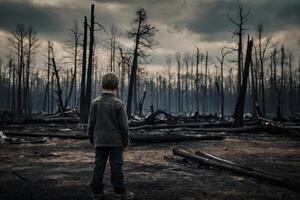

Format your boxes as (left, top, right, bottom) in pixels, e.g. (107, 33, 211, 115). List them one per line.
(113, 191, 134, 200)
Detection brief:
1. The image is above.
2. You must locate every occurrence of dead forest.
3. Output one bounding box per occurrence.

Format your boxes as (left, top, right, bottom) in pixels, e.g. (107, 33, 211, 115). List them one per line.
(0, 5, 299, 121)
(0, 3, 300, 200)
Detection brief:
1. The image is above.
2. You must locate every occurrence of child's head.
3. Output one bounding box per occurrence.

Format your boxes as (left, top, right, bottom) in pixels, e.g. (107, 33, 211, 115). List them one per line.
(101, 72, 119, 91)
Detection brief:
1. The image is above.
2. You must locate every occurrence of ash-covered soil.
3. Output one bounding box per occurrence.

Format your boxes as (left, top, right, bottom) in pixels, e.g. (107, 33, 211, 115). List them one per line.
(0, 126, 300, 200)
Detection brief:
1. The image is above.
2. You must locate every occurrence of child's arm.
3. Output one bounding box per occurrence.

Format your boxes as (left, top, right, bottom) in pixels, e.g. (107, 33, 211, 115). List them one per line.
(87, 101, 97, 145)
(117, 103, 129, 147)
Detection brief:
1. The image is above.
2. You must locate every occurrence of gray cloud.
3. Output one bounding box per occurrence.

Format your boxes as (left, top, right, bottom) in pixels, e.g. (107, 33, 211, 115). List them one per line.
(0, 0, 298, 41)
(0, 0, 123, 42)
(0, 0, 298, 69)
(94, 0, 300, 42)
(186, 0, 300, 41)
(2, 0, 297, 43)
(0, 0, 61, 34)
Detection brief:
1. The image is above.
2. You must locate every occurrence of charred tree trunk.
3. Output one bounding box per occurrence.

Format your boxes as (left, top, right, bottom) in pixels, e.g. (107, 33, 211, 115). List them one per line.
(12, 63, 16, 112)
(220, 61, 224, 119)
(43, 41, 51, 113)
(237, 29, 243, 94)
(126, 14, 141, 118)
(127, 45, 139, 117)
(195, 48, 200, 112)
(85, 4, 95, 123)
(234, 37, 253, 127)
(15, 25, 26, 114)
(175, 53, 181, 113)
(184, 55, 189, 112)
(228, 6, 250, 96)
(165, 56, 172, 113)
(250, 59, 257, 117)
(24, 26, 38, 115)
(51, 56, 64, 115)
(133, 74, 138, 114)
(138, 90, 147, 115)
(65, 22, 80, 108)
(204, 51, 208, 114)
(80, 16, 88, 123)
(273, 48, 281, 120)
(7, 58, 13, 110)
(288, 53, 293, 114)
(280, 46, 285, 117)
(51, 72, 54, 114)
(119, 47, 125, 101)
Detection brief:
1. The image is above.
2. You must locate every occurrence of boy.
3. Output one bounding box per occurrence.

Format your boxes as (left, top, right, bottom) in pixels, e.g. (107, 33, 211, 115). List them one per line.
(87, 72, 134, 200)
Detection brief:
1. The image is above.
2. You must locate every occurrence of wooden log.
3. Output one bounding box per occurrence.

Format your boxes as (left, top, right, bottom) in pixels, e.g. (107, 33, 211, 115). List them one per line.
(146, 109, 173, 121)
(42, 117, 80, 123)
(131, 125, 262, 133)
(3, 132, 225, 143)
(258, 116, 277, 125)
(4, 132, 88, 139)
(130, 121, 233, 131)
(130, 134, 225, 143)
(195, 151, 279, 178)
(131, 123, 299, 137)
(173, 148, 300, 193)
(261, 123, 300, 137)
(187, 126, 262, 133)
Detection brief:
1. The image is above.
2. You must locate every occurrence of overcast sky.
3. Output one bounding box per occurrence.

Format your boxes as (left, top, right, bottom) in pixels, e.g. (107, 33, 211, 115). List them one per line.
(0, 0, 299, 74)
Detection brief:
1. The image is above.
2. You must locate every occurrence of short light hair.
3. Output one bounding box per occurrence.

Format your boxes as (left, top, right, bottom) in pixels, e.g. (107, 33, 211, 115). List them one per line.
(101, 72, 119, 90)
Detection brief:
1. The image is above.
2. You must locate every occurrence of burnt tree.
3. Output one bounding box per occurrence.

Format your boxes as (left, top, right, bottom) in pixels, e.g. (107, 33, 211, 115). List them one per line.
(80, 16, 88, 123)
(233, 36, 253, 127)
(126, 8, 157, 117)
(9, 24, 27, 114)
(24, 26, 38, 115)
(50, 46, 64, 115)
(228, 5, 250, 94)
(166, 55, 172, 113)
(217, 47, 233, 119)
(256, 23, 272, 116)
(85, 4, 95, 123)
(175, 52, 181, 113)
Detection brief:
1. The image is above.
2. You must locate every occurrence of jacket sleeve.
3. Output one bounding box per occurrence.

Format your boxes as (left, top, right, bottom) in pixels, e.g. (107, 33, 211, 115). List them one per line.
(117, 103, 129, 146)
(87, 101, 97, 140)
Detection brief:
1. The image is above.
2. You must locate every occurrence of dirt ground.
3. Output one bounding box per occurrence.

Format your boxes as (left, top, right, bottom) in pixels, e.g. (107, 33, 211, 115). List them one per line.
(0, 125, 300, 200)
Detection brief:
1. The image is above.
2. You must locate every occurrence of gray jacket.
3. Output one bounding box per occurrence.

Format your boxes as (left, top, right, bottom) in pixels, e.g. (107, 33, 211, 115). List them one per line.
(87, 93, 129, 147)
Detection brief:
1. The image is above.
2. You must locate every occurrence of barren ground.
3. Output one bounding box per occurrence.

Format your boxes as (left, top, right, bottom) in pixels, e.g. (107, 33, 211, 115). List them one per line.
(0, 124, 300, 200)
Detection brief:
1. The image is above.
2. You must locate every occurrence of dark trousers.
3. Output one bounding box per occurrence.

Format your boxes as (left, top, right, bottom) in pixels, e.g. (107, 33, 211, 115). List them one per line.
(91, 147, 125, 194)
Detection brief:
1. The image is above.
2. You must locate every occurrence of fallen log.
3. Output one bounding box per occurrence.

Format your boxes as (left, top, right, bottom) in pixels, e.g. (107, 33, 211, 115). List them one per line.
(144, 109, 178, 125)
(129, 134, 225, 143)
(4, 132, 88, 139)
(195, 151, 279, 178)
(260, 124, 300, 137)
(3, 132, 225, 143)
(187, 126, 262, 133)
(258, 116, 277, 125)
(257, 116, 300, 135)
(191, 125, 299, 136)
(131, 123, 300, 137)
(130, 121, 233, 131)
(173, 148, 300, 193)
(131, 124, 264, 133)
(42, 117, 79, 123)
